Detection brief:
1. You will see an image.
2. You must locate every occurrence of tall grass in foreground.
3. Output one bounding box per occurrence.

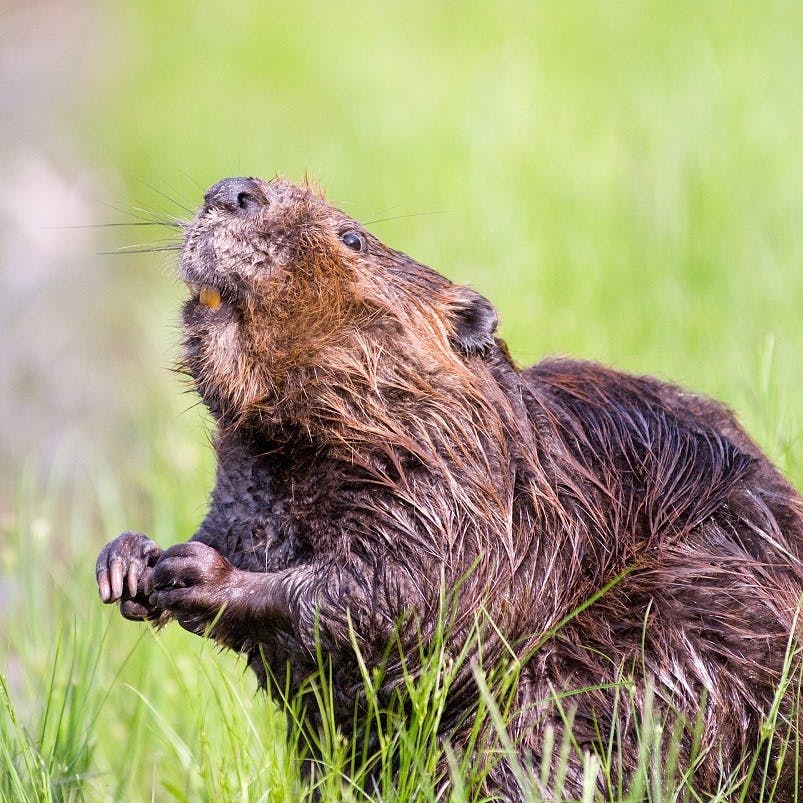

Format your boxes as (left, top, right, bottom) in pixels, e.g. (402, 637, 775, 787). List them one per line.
(1, 470, 801, 802)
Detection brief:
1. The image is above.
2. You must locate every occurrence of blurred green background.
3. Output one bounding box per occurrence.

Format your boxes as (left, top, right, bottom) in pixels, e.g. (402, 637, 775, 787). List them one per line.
(0, 0, 801, 798)
(2, 0, 801, 491)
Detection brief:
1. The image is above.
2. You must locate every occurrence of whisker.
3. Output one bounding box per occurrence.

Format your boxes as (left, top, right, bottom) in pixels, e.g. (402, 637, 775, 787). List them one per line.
(175, 169, 206, 194)
(363, 210, 448, 226)
(47, 221, 182, 230)
(95, 199, 182, 227)
(98, 244, 183, 255)
(130, 205, 188, 228)
(138, 181, 196, 216)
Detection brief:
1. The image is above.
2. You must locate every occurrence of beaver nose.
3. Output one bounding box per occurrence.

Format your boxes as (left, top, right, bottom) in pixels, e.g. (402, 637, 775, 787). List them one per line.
(203, 177, 265, 214)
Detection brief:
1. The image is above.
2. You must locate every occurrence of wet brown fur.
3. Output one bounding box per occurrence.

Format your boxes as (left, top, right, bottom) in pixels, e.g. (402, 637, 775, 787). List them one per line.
(98, 177, 803, 799)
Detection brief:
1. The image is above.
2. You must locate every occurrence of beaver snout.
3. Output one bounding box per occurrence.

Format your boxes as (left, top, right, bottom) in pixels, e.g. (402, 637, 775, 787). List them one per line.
(203, 177, 266, 215)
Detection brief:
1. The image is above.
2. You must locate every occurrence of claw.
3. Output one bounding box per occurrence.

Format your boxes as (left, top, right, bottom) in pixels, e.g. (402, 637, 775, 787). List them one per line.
(110, 557, 124, 600)
(97, 569, 110, 602)
(127, 563, 139, 598)
(142, 568, 154, 597)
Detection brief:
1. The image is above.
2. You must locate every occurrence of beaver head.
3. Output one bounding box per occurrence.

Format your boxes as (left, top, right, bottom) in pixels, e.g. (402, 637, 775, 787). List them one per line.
(180, 177, 500, 430)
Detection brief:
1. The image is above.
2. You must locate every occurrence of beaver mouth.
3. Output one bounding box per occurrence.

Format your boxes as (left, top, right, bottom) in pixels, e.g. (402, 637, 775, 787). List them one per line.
(185, 275, 248, 312)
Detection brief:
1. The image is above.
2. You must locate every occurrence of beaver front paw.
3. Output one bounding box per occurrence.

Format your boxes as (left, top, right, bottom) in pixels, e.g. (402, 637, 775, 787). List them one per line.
(149, 541, 239, 637)
(96, 531, 163, 621)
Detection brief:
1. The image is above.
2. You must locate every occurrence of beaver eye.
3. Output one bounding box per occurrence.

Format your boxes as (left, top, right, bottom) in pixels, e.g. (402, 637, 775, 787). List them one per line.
(340, 230, 365, 252)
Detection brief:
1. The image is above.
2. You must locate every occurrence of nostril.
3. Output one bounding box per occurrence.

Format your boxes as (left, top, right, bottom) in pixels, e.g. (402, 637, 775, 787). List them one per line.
(236, 191, 257, 210)
(203, 177, 265, 214)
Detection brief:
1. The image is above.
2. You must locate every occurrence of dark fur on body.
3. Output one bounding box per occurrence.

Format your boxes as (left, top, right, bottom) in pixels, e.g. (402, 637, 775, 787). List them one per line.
(96, 177, 803, 798)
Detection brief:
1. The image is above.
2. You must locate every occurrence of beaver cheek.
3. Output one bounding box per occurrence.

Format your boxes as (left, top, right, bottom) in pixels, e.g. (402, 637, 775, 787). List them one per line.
(195, 317, 241, 380)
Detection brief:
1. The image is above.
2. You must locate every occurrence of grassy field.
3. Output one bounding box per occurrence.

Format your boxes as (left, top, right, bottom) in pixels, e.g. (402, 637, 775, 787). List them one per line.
(1, 1, 802, 800)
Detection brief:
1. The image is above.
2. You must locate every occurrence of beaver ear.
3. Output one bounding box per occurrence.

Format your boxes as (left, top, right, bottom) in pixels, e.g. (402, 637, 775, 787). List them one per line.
(446, 286, 498, 356)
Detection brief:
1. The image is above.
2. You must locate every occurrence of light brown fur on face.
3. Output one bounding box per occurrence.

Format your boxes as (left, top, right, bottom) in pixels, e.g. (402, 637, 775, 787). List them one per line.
(180, 177, 501, 436)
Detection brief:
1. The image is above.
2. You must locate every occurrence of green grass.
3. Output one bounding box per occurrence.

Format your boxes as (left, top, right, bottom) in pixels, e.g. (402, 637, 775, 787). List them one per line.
(2, 479, 801, 801)
(2, 0, 802, 800)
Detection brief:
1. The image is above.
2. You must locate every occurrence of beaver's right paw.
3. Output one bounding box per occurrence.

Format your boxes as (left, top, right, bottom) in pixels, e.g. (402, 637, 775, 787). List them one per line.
(95, 531, 163, 620)
(149, 541, 237, 635)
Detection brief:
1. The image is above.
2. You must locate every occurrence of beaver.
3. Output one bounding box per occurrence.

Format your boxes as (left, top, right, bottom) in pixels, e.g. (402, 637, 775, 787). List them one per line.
(96, 176, 803, 798)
